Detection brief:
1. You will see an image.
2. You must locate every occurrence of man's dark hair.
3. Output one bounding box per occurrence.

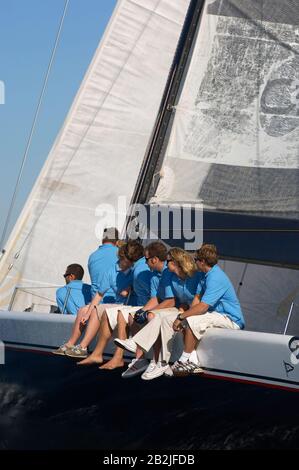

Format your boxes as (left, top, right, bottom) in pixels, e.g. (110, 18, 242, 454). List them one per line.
(66, 264, 84, 280)
(124, 240, 144, 262)
(102, 227, 119, 244)
(145, 241, 167, 261)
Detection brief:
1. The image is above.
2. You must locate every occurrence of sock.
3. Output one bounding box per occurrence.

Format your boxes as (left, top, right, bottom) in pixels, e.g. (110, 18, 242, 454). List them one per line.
(179, 351, 191, 363)
(189, 350, 199, 365)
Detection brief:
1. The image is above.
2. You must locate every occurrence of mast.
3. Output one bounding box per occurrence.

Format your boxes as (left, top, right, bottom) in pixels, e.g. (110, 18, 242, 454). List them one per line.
(126, 0, 205, 208)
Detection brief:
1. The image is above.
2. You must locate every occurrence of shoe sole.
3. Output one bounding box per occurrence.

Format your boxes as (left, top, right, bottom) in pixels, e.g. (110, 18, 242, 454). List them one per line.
(141, 370, 167, 380)
(172, 370, 191, 377)
(65, 353, 88, 359)
(122, 365, 148, 378)
(114, 339, 136, 354)
(173, 368, 204, 377)
(192, 370, 204, 375)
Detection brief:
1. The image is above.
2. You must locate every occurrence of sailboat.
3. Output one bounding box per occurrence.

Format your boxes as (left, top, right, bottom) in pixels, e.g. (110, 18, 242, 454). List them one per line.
(1, 0, 299, 397)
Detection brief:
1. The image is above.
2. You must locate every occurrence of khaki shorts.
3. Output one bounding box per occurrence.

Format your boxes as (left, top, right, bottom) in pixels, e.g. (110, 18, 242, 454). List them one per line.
(105, 305, 142, 330)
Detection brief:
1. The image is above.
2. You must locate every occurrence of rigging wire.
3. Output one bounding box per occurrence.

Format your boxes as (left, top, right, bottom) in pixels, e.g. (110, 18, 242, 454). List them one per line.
(7, 0, 163, 263)
(0, 0, 70, 253)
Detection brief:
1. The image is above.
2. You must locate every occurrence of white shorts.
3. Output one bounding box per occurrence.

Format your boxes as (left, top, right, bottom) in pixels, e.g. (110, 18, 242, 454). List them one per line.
(105, 305, 142, 331)
(95, 303, 119, 322)
(186, 311, 240, 340)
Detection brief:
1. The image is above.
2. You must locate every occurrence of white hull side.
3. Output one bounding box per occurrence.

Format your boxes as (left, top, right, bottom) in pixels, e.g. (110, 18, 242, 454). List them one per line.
(197, 329, 299, 391)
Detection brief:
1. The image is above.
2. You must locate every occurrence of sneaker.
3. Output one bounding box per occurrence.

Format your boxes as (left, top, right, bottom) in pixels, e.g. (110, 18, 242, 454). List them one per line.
(172, 360, 204, 377)
(114, 337, 137, 354)
(121, 358, 149, 378)
(163, 364, 174, 377)
(141, 360, 170, 381)
(65, 344, 88, 359)
(52, 344, 73, 356)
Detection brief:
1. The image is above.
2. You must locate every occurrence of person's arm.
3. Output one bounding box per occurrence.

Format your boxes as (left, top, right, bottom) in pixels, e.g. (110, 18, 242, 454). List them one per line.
(143, 269, 175, 311)
(142, 296, 175, 311)
(190, 293, 201, 308)
(81, 292, 103, 324)
(88, 291, 103, 311)
(82, 269, 112, 322)
(172, 301, 209, 331)
(154, 297, 175, 310)
(143, 296, 159, 311)
(173, 276, 225, 331)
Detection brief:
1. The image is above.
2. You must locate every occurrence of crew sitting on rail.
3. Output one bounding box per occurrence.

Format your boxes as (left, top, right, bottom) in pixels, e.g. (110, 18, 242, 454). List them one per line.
(56, 264, 91, 316)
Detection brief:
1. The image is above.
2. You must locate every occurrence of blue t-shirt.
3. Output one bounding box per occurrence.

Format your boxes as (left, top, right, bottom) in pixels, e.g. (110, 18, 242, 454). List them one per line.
(130, 257, 152, 306)
(88, 243, 118, 297)
(150, 264, 174, 302)
(196, 264, 245, 328)
(97, 262, 133, 304)
(56, 280, 92, 315)
(171, 271, 205, 307)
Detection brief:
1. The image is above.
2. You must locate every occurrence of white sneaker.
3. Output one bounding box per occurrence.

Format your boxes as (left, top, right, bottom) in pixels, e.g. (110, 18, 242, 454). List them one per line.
(163, 365, 174, 377)
(114, 337, 137, 353)
(141, 360, 170, 381)
(121, 358, 149, 378)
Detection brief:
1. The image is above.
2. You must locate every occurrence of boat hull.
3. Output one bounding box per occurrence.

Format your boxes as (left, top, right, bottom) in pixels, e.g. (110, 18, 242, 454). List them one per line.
(1, 311, 299, 449)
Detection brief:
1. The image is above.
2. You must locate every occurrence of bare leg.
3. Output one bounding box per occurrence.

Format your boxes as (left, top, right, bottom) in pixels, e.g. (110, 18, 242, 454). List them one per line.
(100, 310, 127, 370)
(80, 307, 101, 349)
(66, 306, 89, 346)
(78, 312, 111, 365)
(184, 326, 198, 353)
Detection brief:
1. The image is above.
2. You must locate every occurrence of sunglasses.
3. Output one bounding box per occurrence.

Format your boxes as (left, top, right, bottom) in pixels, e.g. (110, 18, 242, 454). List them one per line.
(194, 257, 202, 262)
(145, 256, 153, 263)
(166, 258, 174, 264)
(63, 273, 72, 278)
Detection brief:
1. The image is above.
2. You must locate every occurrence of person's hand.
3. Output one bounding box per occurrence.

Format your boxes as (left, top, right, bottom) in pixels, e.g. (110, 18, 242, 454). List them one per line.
(178, 304, 189, 311)
(120, 289, 129, 297)
(80, 313, 90, 325)
(133, 309, 148, 325)
(173, 319, 183, 332)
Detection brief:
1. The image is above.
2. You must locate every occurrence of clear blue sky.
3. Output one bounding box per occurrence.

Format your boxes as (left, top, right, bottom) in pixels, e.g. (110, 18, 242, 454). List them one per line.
(0, 0, 117, 248)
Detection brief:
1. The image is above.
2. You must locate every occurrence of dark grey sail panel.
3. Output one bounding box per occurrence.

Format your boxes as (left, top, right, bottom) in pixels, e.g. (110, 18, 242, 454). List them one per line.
(199, 165, 299, 218)
(208, 0, 299, 26)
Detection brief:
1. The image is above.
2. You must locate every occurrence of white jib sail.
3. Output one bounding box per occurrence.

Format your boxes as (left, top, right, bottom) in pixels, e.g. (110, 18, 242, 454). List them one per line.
(0, 0, 190, 311)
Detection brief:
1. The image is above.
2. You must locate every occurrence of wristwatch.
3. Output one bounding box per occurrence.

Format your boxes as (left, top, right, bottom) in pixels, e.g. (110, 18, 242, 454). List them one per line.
(176, 313, 185, 321)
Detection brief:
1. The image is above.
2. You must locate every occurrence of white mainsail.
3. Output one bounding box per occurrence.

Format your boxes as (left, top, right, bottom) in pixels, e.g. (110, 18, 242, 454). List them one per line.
(0, 0, 190, 311)
(149, 0, 299, 334)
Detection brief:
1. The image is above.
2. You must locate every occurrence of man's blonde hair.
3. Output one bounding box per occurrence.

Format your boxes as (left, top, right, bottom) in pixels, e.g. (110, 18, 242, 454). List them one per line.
(168, 247, 197, 278)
